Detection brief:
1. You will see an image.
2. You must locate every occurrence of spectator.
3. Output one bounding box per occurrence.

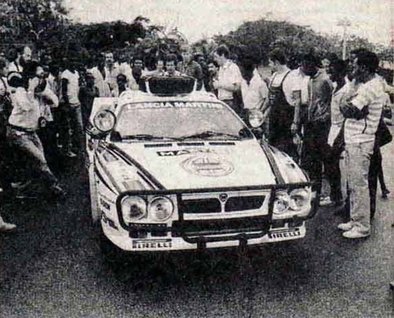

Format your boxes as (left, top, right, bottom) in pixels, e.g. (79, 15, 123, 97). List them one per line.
(206, 59, 219, 95)
(60, 58, 84, 158)
(103, 52, 120, 95)
(153, 57, 165, 76)
(213, 45, 243, 114)
(326, 58, 349, 208)
(239, 55, 268, 118)
(196, 54, 210, 91)
(117, 52, 132, 80)
(87, 55, 111, 97)
(265, 49, 297, 158)
(0, 58, 14, 198)
(338, 50, 386, 239)
(131, 56, 145, 88)
(6, 72, 65, 199)
(8, 46, 32, 74)
(164, 54, 181, 77)
(292, 53, 333, 203)
(79, 72, 99, 127)
(180, 45, 204, 90)
(115, 73, 129, 96)
(24, 62, 59, 168)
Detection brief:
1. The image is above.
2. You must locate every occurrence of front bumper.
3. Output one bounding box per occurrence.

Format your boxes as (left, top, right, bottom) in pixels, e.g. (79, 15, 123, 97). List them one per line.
(102, 220, 306, 252)
(100, 183, 318, 252)
(102, 216, 306, 252)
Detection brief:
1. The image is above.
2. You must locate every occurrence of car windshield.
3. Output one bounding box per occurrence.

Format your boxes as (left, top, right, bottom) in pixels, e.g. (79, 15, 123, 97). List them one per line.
(112, 101, 251, 141)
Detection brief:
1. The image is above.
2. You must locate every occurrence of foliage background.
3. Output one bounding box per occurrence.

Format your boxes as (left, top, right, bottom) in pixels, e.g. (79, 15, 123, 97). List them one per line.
(0, 0, 392, 64)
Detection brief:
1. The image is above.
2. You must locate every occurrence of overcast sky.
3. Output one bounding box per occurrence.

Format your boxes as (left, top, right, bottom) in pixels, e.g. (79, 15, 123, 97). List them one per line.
(64, 0, 393, 45)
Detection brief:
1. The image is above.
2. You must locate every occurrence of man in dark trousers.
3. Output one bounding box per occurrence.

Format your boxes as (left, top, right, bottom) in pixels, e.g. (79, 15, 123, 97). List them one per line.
(292, 53, 332, 200)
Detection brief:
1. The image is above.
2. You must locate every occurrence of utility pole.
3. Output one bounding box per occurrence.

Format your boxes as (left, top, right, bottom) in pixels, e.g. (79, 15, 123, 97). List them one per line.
(337, 18, 351, 59)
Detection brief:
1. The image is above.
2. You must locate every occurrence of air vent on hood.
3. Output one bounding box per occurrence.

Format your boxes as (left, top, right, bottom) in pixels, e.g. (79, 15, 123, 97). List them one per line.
(209, 142, 236, 146)
(144, 143, 173, 148)
(177, 142, 205, 146)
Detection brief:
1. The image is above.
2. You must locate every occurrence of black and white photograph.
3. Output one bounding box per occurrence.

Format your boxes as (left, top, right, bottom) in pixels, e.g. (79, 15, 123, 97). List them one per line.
(0, 0, 393, 317)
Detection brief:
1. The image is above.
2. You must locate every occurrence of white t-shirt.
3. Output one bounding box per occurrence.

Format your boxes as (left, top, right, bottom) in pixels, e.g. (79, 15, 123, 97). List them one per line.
(217, 60, 242, 101)
(8, 61, 23, 74)
(282, 68, 310, 106)
(61, 69, 80, 106)
(241, 70, 268, 110)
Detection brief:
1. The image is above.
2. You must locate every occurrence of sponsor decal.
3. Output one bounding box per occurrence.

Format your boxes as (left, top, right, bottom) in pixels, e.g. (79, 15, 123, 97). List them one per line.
(128, 102, 223, 110)
(100, 198, 111, 211)
(132, 239, 172, 249)
(101, 211, 118, 230)
(157, 148, 212, 157)
(268, 230, 301, 239)
(181, 153, 234, 177)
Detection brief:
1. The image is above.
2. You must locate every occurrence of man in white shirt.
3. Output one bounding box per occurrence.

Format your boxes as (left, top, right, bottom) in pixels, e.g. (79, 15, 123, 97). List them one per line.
(86, 56, 110, 97)
(6, 72, 64, 199)
(60, 58, 83, 158)
(213, 45, 242, 114)
(239, 57, 268, 115)
(103, 52, 121, 95)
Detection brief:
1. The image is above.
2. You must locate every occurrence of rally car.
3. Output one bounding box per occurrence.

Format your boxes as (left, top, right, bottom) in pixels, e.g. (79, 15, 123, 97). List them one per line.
(86, 76, 318, 256)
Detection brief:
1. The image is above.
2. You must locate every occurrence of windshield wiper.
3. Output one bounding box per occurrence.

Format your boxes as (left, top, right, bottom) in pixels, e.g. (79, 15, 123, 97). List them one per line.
(178, 130, 242, 140)
(120, 134, 181, 141)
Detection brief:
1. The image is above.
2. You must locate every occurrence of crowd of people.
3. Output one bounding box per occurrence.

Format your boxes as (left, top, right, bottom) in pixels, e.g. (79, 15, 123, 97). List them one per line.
(0, 42, 392, 241)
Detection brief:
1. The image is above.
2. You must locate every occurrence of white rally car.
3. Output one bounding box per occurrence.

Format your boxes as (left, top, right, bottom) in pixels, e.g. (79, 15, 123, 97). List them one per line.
(86, 76, 318, 255)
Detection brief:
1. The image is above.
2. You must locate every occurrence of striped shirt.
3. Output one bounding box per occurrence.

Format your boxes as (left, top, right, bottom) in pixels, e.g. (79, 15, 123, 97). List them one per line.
(344, 75, 385, 144)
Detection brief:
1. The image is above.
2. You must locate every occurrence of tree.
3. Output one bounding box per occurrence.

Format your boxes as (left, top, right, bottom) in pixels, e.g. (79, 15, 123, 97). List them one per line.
(0, 0, 69, 54)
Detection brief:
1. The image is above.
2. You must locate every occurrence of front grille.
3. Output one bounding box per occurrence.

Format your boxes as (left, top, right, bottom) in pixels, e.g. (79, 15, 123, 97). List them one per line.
(172, 216, 270, 237)
(180, 195, 265, 214)
(225, 196, 265, 212)
(180, 198, 221, 213)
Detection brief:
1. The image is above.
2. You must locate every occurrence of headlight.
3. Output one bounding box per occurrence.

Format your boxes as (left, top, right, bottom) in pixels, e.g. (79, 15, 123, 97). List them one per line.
(273, 188, 311, 216)
(121, 196, 147, 222)
(289, 188, 311, 211)
(248, 110, 264, 128)
(93, 109, 116, 132)
(273, 191, 290, 214)
(148, 197, 174, 222)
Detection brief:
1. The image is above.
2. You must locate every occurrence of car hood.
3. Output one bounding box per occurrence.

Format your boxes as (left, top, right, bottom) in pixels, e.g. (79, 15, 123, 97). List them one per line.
(112, 140, 277, 190)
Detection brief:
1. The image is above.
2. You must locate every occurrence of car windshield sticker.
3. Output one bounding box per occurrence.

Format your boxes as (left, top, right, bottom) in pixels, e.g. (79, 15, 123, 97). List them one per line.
(181, 153, 234, 177)
(126, 102, 223, 110)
